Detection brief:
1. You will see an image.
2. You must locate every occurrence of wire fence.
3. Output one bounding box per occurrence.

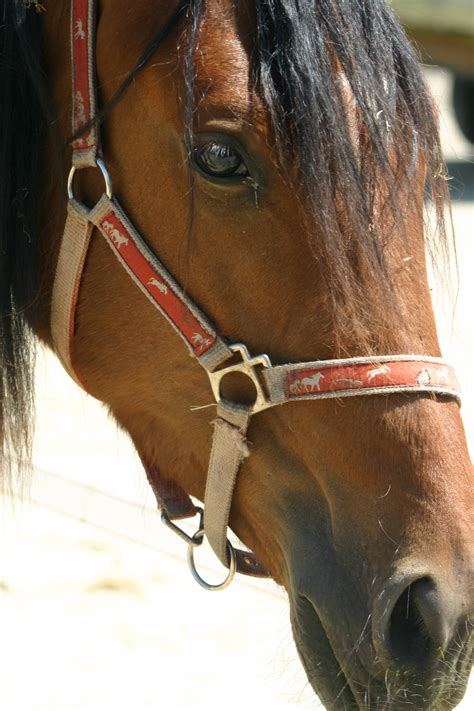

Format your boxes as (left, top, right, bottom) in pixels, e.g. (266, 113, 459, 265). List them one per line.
(3, 463, 285, 600)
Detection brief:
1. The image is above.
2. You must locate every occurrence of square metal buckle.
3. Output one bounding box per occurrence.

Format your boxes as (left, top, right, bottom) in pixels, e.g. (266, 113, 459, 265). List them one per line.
(207, 343, 272, 414)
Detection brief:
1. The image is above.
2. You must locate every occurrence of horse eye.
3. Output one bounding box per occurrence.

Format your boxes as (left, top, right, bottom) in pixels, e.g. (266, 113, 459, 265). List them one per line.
(194, 142, 249, 178)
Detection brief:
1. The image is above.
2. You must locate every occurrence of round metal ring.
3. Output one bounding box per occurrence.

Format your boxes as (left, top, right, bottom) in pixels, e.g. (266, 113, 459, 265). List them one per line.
(187, 529, 236, 591)
(67, 157, 113, 202)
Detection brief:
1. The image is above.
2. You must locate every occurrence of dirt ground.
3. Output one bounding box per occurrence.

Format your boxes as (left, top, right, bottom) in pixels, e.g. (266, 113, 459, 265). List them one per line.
(1, 68, 472, 710)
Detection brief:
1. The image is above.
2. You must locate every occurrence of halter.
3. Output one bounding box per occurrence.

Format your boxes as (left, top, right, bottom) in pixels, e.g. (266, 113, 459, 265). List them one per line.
(51, 0, 461, 590)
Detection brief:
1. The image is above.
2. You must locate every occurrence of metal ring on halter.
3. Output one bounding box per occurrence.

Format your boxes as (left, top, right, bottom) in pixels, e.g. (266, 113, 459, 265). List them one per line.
(187, 529, 237, 591)
(67, 157, 113, 202)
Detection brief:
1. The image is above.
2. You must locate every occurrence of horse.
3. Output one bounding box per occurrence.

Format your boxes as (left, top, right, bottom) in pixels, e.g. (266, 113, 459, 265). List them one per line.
(1, 1, 473, 709)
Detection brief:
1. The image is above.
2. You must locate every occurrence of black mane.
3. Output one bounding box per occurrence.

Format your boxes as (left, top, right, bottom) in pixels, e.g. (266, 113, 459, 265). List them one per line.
(250, 1, 447, 350)
(0, 0, 449, 487)
(250, 0, 448, 344)
(0, 1, 51, 487)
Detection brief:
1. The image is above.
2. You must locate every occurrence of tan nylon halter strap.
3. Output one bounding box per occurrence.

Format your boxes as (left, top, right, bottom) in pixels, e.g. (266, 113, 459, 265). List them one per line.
(51, 0, 265, 578)
(51, 0, 462, 585)
(70, 0, 99, 168)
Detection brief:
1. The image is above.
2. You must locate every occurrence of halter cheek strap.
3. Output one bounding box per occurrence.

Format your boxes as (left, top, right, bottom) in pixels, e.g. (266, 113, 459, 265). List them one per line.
(70, 0, 98, 168)
(50, 0, 462, 587)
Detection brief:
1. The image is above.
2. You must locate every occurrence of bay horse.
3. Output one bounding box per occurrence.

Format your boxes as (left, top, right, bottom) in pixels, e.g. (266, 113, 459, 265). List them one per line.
(1, 1, 473, 708)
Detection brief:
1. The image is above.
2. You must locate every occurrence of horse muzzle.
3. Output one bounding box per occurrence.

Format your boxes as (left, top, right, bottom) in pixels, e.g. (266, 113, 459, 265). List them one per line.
(289, 560, 474, 710)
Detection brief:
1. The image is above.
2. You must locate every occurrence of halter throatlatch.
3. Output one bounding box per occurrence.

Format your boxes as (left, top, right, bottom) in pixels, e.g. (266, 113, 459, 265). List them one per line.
(51, 0, 462, 589)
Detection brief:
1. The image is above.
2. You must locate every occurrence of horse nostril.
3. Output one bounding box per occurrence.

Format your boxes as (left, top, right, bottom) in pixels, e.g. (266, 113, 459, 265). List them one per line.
(387, 577, 452, 668)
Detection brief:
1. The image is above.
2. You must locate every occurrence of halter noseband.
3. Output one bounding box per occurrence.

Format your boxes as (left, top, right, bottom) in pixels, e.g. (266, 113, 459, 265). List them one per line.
(51, 0, 461, 589)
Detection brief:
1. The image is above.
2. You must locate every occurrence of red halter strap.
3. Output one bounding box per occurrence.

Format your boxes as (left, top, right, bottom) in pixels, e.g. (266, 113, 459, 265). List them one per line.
(51, 0, 461, 585)
(70, 0, 99, 168)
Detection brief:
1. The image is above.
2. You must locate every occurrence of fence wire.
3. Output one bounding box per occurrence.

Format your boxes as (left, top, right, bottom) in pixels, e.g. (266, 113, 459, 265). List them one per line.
(3, 463, 285, 601)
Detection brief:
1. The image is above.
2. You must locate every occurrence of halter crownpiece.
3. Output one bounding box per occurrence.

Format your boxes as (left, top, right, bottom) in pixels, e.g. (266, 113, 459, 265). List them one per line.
(51, 0, 462, 590)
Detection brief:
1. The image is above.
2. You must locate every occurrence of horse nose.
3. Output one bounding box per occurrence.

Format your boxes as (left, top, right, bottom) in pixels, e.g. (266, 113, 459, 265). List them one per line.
(372, 572, 470, 670)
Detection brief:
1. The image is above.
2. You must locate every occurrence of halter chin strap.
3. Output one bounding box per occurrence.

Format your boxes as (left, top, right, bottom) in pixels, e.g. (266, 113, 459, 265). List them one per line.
(51, 0, 461, 586)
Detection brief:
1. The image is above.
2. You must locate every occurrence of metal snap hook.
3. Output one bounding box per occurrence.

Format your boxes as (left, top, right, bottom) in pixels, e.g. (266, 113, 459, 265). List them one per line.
(187, 529, 237, 591)
(161, 507, 204, 546)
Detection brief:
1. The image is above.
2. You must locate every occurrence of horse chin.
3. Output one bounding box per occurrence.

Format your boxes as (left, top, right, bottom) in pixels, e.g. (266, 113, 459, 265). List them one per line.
(290, 595, 473, 711)
(290, 599, 358, 710)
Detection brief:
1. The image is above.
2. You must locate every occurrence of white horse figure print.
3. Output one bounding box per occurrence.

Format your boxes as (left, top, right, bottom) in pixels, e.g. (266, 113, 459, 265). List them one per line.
(367, 363, 391, 382)
(301, 372, 325, 392)
(74, 90, 86, 126)
(101, 220, 129, 249)
(148, 278, 168, 294)
(289, 380, 302, 395)
(416, 368, 432, 386)
(75, 19, 86, 40)
(191, 333, 211, 352)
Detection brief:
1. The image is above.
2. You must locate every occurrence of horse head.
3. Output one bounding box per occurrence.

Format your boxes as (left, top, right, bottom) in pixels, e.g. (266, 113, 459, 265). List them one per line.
(2, 1, 472, 708)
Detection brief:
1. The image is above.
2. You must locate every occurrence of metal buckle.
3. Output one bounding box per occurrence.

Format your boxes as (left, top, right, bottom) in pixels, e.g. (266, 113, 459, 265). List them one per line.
(208, 343, 272, 415)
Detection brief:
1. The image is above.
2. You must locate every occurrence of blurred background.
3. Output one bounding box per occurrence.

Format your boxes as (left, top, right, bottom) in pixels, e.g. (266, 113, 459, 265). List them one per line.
(395, 0, 474, 150)
(1, 3, 473, 710)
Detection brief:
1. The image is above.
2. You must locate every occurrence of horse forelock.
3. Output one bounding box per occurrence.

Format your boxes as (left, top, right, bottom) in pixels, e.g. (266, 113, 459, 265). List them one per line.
(183, 0, 450, 355)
